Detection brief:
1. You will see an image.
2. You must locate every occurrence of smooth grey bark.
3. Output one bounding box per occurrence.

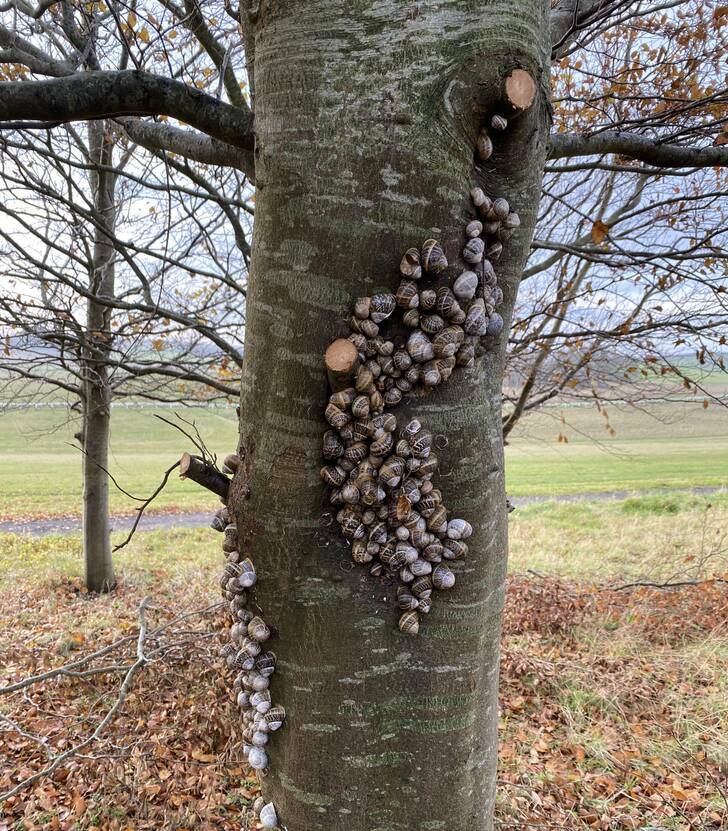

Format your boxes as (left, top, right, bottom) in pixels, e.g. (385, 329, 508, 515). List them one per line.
(229, 3, 550, 830)
(82, 121, 116, 593)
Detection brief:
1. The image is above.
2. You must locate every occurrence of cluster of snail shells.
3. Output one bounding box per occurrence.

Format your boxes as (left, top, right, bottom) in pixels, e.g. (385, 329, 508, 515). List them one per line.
(321, 187, 510, 635)
(212, 452, 285, 798)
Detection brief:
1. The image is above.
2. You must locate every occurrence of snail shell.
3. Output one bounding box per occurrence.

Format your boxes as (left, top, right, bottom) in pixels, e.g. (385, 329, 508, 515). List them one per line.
(248, 746, 268, 770)
(400, 247, 422, 279)
(260, 803, 278, 829)
(370, 431, 394, 456)
(481, 258, 497, 287)
(420, 314, 445, 335)
(418, 596, 433, 615)
(482, 219, 501, 236)
(443, 538, 468, 560)
(426, 504, 448, 533)
(222, 524, 238, 553)
(399, 610, 420, 635)
(351, 316, 379, 338)
(351, 395, 370, 420)
(410, 558, 432, 577)
(470, 187, 487, 208)
(354, 296, 371, 319)
(456, 343, 475, 367)
(322, 430, 344, 460)
(424, 540, 444, 561)
(411, 575, 433, 598)
(476, 128, 493, 161)
(264, 705, 285, 730)
(239, 558, 257, 588)
(351, 539, 373, 563)
(464, 298, 488, 337)
(252, 731, 269, 747)
(485, 311, 504, 338)
(370, 292, 397, 323)
(384, 387, 403, 406)
(251, 689, 272, 713)
(421, 239, 448, 273)
(454, 272, 478, 306)
(398, 592, 419, 611)
(465, 219, 483, 238)
(349, 332, 367, 352)
(486, 240, 503, 261)
(410, 431, 433, 459)
(396, 279, 420, 310)
(393, 349, 412, 371)
(420, 360, 442, 388)
(492, 197, 510, 221)
(222, 453, 241, 475)
(340, 482, 360, 504)
(419, 288, 437, 311)
(320, 464, 346, 487)
(402, 309, 420, 329)
(355, 365, 374, 393)
(433, 325, 465, 358)
(447, 518, 473, 540)
(250, 673, 270, 692)
(476, 194, 493, 217)
(402, 418, 421, 439)
(325, 403, 350, 430)
(379, 456, 405, 488)
(463, 237, 485, 264)
(432, 563, 456, 590)
(240, 638, 261, 658)
(491, 114, 508, 131)
(406, 330, 434, 363)
(255, 651, 277, 676)
(248, 617, 271, 643)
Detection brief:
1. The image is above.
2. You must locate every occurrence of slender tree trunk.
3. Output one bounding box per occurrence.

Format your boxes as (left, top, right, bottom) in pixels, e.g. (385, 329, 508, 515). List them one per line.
(229, 3, 550, 828)
(82, 122, 117, 593)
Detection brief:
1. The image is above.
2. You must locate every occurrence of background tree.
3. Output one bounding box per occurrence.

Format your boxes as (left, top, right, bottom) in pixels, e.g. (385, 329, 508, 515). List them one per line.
(0, 120, 250, 591)
(0, 0, 726, 829)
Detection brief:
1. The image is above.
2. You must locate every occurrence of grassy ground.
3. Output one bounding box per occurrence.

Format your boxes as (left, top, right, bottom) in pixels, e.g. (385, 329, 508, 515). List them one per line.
(1, 400, 727, 519)
(1, 494, 726, 830)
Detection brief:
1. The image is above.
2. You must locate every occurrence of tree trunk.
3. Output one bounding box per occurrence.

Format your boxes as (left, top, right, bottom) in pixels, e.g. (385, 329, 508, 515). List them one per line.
(230, 4, 550, 828)
(82, 122, 117, 594)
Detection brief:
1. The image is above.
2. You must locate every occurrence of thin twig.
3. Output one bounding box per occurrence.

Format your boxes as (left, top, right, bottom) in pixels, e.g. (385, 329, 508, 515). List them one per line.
(113, 460, 181, 551)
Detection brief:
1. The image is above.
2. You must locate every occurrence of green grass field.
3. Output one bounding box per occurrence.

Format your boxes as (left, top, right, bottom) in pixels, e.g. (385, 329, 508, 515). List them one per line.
(0, 399, 726, 519)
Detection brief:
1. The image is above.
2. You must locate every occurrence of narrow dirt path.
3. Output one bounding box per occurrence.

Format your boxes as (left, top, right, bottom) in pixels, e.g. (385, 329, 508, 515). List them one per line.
(0, 486, 723, 538)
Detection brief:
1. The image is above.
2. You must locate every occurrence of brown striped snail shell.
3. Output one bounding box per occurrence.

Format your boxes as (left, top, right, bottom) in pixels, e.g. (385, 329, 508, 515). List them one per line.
(359, 478, 380, 506)
(350, 316, 379, 338)
(377, 354, 395, 375)
(491, 114, 508, 131)
(432, 563, 456, 590)
(351, 395, 370, 420)
(255, 651, 277, 676)
(447, 518, 473, 540)
(329, 388, 355, 411)
(210, 511, 227, 533)
(344, 441, 368, 464)
(402, 418, 422, 440)
(476, 129, 493, 161)
(322, 430, 344, 460)
(384, 387, 403, 406)
(421, 239, 448, 274)
(264, 705, 285, 730)
(406, 330, 434, 363)
(379, 456, 405, 488)
(476, 194, 493, 218)
(426, 504, 448, 533)
(503, 211, 520, 230)
(400, 565, 415, 582)
(240, 637, 262, 658)
(481, 258, 497, 287)
(435, 286, 460, 320)
(354, 296, 371, 319)
(354, 365, 374, 392)
(370, 292, 397, 323)
(433, 325, 465, 358)
(486, 240, 503, 261)
(456, 343, 476, 367)
(410, 431, 433, 458)
(486, 312, 504, 337)
(463, 237, 485, 264)
(348, 332, 367, 352)
(419, 288, 437, 311)
(399, 610, 420, 635)
(239, 558, 257, 588)
(492, 197, 510, 221)
(320, 464, 346, 487)
(420, 313, 445, 335)
(443, 538, 468, 560)
(418, 596, 433, 614)
(370, 430, 394, 456)
(393, 349, 412, 371)
(248, 617, 271, 643)
(369, 388, 385, 412)
(325, 403, 350, 429)
(411, 575, 433, 598)
(465, 219, 483, 238)
(464, 298, 488, 336)
(398, 592, 419, 611)
(252, 731, 269, 747)
(402, 308, 420, 328)
(222, 453, 241, 475)
(251, 689, 272, 713)
(351, 419, 370, 443)
(396, 279, 419, 310)
(436, 356, 456, 382)
(453, 271, 478, 302)
(340, 482, 360, 504)
(396, 377, 413, 392)
(482, 219, 501, 236)
(424, 540, 444, 561)
(400, 247, 422, 279)
(420, 360, 442, 387)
